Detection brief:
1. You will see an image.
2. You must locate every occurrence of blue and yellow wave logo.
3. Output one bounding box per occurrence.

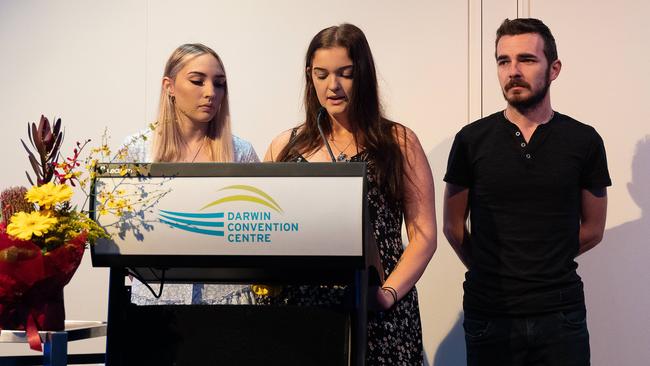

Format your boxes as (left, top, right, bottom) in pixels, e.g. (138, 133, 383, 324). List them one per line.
(159, 210, 225, 236)
(200, 185, 283, 213)
(158, 185, 282, 237)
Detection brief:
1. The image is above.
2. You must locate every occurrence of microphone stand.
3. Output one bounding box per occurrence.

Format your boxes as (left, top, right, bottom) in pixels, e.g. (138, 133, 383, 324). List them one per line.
(316, 107, 337, 162)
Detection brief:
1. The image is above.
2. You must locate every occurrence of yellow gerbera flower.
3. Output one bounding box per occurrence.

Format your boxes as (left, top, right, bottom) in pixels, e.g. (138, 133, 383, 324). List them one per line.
(25, 182, 73, 209)
(6, 211, 58, 241)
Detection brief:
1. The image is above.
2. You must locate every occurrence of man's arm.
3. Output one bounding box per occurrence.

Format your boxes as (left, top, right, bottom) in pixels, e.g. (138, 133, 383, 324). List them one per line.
(443, 183, 471, 268)
(578, 187, 608, 255)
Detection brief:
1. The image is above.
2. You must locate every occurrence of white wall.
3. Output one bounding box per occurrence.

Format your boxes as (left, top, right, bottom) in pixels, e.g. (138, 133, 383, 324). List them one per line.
(529, 2, 650, 365)
(0, 1, 648, 364)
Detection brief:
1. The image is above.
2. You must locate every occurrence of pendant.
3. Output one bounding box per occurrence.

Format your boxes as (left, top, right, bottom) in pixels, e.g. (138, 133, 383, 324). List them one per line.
(337, 152, 348, 162)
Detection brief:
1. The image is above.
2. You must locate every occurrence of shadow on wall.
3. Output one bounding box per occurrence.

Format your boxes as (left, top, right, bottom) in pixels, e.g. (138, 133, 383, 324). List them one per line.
(421, 136, 467, 366)
(578, 135, 650, 366)
(431, 312, 466, 366)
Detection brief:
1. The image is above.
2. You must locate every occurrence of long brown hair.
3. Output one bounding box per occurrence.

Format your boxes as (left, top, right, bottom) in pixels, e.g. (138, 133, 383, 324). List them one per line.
(153, 43, 234, 162)
(277, 23, 407, 203)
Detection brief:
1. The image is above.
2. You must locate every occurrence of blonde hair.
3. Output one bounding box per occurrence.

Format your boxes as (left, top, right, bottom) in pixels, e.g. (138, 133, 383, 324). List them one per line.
(152, 43, 234, 162)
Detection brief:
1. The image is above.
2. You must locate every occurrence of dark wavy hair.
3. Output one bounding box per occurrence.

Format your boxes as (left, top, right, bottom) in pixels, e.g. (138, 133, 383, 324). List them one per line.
(277, 23, 408, 203)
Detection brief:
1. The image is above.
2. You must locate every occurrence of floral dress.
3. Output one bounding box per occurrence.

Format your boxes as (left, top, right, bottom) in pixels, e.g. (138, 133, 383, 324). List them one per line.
(257, 149, 424, 365)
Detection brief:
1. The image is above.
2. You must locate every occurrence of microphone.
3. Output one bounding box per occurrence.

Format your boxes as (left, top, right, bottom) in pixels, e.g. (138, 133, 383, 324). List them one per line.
(316, 107, 336, 162)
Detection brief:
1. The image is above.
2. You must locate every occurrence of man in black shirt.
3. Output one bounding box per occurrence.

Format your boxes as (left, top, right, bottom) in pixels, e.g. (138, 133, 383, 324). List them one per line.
(443, 18, 611, 366)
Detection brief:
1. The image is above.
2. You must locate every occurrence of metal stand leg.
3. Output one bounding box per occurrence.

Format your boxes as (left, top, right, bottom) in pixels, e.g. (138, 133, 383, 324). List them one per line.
(44, 331, 68, 366)
(106, 267, 127, 366)
(351, 269, 368, 366)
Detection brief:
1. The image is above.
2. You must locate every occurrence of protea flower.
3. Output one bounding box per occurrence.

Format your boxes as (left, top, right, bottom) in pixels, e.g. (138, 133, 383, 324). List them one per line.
(21, 115, 63, 186)
(0, 186, 34, 226)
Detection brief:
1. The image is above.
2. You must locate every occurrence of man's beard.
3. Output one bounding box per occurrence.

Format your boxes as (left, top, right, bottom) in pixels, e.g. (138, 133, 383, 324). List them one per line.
(502, 72, 551, 112)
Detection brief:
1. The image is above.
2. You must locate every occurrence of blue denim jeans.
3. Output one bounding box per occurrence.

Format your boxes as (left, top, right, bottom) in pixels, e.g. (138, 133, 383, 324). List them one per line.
(464, 309, 590, 366)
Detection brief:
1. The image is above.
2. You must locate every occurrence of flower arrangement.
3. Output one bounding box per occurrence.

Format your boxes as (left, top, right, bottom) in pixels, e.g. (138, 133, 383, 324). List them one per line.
(0, 115, 109, 351)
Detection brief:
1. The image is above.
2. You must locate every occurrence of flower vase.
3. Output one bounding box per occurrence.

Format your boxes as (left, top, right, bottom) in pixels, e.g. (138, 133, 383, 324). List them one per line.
(24, 279, 66, 331)
(0, 231, 86, 351)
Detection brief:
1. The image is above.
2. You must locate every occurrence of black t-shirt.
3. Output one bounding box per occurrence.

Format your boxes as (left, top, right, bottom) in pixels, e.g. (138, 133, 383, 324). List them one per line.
(444, 111, 611, 316)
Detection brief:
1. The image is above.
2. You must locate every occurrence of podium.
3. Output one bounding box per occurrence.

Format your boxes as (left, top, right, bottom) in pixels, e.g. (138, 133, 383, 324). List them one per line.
(90, 163, 382, 365)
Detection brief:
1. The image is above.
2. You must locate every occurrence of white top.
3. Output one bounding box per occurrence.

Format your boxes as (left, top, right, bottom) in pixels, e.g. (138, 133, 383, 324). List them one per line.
(119, 130, 260, 305)
(120, 129, 259, 163)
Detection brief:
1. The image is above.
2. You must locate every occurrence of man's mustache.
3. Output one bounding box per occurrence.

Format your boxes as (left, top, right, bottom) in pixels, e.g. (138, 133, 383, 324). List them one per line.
(505, 79, 531, 91)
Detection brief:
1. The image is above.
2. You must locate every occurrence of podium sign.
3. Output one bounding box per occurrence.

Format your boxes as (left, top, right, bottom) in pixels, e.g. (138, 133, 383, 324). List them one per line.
(90, 163, 368, 277)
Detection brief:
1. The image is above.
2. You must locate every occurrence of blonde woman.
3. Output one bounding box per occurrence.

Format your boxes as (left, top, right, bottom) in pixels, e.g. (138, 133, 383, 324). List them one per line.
(121, 43, 259, 305)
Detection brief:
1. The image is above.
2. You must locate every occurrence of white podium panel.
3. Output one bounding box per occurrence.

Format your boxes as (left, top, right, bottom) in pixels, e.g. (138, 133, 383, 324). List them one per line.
(90, 163, 367, 269)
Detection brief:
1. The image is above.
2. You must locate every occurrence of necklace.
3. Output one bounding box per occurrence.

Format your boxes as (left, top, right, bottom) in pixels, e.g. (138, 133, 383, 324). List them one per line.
(329, 137, 355, 162)
(503, 109, 555, 125)
(187, 135, 207, 162)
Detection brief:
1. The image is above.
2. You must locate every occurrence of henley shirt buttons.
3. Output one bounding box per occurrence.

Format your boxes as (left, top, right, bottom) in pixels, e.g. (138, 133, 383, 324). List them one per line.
(521, 142, 526, 147)
(515, 132, 521, 136)
(525, 154, 531, 159)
